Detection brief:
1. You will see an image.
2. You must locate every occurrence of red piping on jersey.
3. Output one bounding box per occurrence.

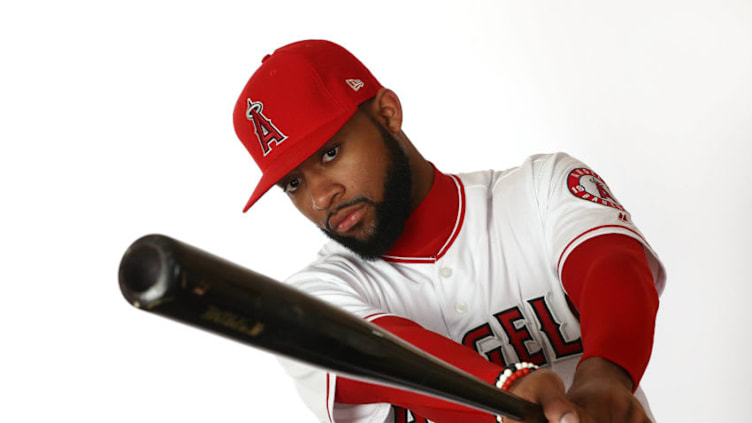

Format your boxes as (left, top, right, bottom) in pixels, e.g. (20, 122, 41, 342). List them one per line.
(557, 224, 647, 274)
(436, 175, 466, 259)
(326, 373, 333, 423)
(363, 312, 395, 322)
(381, 168, 466, 263)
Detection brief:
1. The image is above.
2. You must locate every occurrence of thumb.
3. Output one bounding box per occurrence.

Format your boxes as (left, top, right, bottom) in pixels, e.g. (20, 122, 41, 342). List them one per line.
(537, 389, 579, 423)
(510, 369, 581, 423)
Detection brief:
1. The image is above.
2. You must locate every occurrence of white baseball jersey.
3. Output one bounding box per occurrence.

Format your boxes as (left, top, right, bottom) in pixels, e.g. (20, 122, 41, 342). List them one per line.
(279, 152, 666, 423)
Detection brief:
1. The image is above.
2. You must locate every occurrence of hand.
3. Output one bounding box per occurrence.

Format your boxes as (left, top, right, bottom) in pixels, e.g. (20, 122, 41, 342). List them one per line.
(564, 357, 652, 423)
(504, 358, 652, 423)
(505, 369, 586, 423)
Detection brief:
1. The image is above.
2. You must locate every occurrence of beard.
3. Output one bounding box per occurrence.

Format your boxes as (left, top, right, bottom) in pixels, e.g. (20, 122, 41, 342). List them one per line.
(321, 124, 413, 261)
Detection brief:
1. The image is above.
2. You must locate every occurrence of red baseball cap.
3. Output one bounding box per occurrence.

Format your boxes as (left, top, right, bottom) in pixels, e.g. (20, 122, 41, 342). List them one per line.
(233, 40, 383, 212)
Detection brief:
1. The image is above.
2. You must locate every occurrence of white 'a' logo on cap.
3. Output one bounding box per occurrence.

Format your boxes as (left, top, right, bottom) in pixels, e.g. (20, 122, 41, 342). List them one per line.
(246, 99, 287, 156)
(345, 79, 364, 91)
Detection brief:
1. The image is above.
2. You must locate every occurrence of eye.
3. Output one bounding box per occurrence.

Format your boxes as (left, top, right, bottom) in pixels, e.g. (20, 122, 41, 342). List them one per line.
(284, 178, 301, 194)
(322, 146, 339, 163)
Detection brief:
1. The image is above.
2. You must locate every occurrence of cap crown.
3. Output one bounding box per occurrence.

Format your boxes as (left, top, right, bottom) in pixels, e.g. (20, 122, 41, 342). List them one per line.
(233, 40, 382, 212)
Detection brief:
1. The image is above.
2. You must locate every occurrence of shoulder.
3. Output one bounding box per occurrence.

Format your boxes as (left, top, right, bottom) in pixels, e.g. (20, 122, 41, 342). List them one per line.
(521, 152, 587, 184)
(454, 152, 584, 196)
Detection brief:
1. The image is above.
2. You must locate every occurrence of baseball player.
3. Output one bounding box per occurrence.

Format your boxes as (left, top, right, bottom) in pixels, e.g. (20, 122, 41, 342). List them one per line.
(232, 40, 665, 423)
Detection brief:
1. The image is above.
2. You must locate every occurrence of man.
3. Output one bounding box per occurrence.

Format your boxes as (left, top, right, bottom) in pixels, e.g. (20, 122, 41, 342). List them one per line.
(233, 40, 665, 423)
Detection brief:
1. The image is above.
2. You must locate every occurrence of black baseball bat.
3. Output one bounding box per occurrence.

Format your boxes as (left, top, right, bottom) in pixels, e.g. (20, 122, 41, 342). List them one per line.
(118, 234, 546, 422)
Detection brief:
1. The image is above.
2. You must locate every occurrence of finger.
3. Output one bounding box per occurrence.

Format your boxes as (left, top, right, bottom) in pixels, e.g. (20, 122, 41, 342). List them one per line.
(541, 398, 580, 423)
(511, 370, 582, 423)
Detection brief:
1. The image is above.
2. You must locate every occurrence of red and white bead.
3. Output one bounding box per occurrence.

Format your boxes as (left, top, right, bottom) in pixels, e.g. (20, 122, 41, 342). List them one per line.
(494, 362, 540, 423)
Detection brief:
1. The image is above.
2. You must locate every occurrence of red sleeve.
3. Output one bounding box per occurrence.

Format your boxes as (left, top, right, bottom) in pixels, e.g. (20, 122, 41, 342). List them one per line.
(335, 316, 501, 423)
(561, 233, 659, 389)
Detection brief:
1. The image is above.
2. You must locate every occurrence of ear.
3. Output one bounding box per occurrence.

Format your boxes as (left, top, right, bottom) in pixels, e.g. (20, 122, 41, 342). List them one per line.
(369, 88, 403, 133)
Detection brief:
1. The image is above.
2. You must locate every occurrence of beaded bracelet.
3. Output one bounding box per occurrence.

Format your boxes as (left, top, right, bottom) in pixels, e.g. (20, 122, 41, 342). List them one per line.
(494, 362, 540, 423)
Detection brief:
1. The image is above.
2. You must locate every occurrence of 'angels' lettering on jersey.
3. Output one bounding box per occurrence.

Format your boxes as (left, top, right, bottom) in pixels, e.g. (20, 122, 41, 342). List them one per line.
(462, 323, 507, 367)
(528, 296, 584, 359)
(461, 293, 583, 367)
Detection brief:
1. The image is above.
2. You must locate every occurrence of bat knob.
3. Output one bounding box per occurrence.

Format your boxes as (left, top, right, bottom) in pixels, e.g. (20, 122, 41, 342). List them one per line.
(119, 234, 179, 309)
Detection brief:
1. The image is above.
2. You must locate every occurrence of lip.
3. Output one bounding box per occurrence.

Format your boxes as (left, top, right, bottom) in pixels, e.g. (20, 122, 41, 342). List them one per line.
(328, 203, 368, 234)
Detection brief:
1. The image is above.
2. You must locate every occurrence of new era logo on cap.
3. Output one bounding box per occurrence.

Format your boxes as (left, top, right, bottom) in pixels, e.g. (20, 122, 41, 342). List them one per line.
(346, 79, 365, 91)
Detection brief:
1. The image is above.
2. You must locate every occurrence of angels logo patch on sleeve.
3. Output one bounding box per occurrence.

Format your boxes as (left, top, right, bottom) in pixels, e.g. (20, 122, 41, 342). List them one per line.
(567, 168, 626, 212)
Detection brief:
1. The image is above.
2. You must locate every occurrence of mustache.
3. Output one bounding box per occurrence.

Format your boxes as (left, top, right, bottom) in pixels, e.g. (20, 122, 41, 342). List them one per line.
(324, 197, 376, 233)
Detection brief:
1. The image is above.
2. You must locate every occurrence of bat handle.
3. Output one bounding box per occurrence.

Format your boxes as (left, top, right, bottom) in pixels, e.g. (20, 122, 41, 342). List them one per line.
(522, 404, 547, 423)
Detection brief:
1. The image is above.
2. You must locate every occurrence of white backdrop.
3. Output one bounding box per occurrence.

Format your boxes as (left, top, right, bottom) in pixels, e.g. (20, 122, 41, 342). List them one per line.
(2, 1, 750, 422)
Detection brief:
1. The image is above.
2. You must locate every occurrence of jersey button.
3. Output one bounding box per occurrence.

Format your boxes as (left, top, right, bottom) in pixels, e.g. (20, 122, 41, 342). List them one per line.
(439, 267, 453, 278)
(455, 302, 468, 313)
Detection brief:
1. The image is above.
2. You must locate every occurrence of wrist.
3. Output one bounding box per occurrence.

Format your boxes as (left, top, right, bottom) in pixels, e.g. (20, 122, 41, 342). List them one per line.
(572, 357, 634, 393)
(493, 362, 540, 423)
(495, 362, 540, 392)
(566, 357, 651, 422)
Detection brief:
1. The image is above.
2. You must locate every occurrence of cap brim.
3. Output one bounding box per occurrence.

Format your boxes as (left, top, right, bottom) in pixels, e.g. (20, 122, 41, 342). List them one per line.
(242, 110, 356, 212)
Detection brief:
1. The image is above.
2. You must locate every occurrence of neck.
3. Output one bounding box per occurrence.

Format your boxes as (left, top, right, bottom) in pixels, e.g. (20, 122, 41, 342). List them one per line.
(400, 133, 434, 211)
(382, 163, 463, 261)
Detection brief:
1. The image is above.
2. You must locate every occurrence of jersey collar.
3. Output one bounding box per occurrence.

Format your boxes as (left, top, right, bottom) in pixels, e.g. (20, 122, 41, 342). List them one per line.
(381, 164, 466, 263)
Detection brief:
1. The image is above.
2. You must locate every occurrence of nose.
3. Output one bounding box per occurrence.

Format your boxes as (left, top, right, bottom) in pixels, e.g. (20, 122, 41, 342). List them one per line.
(307, 171, 344, 212)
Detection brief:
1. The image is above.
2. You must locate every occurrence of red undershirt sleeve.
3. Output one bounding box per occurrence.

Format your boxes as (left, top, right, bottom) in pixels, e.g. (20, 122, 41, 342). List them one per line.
(335, 315, 501, 423)
(560, 233, 659, 390)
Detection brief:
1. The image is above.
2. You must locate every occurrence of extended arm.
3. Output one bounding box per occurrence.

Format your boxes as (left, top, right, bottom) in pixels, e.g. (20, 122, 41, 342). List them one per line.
(336, 315, 503, 423)
(509, 234, 659, 423)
